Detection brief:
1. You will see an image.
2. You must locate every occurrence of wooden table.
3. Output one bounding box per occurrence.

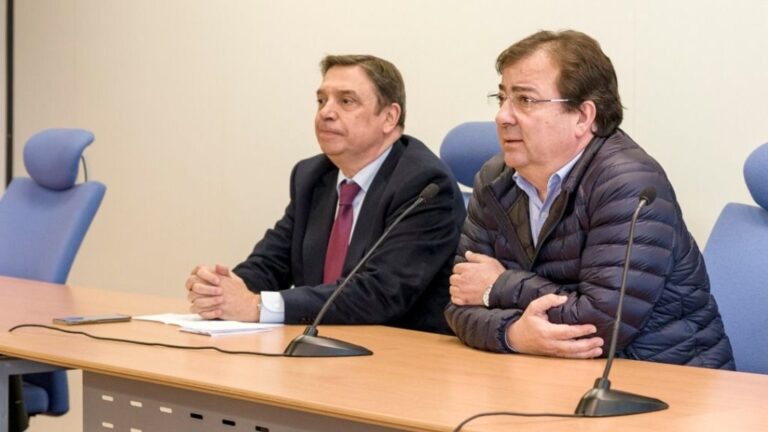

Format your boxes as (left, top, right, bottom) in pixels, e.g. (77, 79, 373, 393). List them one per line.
(1, 275, 767, 431)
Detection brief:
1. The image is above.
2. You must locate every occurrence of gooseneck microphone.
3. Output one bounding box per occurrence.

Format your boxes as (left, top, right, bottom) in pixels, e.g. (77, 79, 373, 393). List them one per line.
(284, 183, 440, 357)
(574, 186, 669, 416)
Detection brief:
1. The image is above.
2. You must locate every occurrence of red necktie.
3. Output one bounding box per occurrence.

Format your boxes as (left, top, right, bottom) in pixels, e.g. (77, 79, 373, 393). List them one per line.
(323, 181, 362, 284)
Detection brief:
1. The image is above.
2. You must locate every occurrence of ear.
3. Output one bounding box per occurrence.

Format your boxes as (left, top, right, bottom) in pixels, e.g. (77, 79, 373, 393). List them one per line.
(574, 100, 597, 138)
(381, 103, 402, 134)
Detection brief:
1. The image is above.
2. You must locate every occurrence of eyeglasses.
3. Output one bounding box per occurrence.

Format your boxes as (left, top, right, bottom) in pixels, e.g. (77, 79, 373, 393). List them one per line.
(487, 92, 570, 112)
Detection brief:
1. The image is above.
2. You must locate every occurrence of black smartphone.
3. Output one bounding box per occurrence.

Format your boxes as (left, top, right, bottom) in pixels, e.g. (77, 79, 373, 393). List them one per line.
(52, 314, 132, 325)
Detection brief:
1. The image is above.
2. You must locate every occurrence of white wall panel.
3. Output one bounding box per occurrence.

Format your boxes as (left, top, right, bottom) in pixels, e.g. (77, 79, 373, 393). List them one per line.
(13, 0, 768, 297)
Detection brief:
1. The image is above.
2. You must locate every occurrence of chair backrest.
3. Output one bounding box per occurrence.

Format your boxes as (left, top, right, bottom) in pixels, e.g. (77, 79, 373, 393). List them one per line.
(0, 129, 106, 283)
(0, 128, 106, 415)
(704, 142, 768, 374)
(439, 122, 499, 206)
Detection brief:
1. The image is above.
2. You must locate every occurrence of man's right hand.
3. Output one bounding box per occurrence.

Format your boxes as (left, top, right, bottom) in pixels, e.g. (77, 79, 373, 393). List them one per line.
(506, 294, 604, 359)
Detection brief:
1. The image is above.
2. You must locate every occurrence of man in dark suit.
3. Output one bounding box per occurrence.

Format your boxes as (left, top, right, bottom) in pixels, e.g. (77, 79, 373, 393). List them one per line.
(185, 54, 465, 334)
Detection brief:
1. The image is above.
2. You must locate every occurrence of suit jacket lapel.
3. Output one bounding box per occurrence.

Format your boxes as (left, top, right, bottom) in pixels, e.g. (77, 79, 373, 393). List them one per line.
(344, 140, 405, 274)
(303, 168, 338, 285)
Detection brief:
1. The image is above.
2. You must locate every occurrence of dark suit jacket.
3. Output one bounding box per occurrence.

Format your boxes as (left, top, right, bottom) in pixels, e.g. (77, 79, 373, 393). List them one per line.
(233, 135, 466, 334)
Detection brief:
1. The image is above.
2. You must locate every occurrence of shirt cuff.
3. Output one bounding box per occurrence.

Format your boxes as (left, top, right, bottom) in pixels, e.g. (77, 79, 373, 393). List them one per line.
(500, 314, 520, 353)
(504, 330, 518, 353)
(259, 291, 285, 323)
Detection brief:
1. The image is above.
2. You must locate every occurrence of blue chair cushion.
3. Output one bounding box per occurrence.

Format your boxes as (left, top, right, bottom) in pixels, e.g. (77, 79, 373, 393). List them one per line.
(24, 129, 95, 191)
(21, 382, 50, 415)
(23, 371, 69, 415)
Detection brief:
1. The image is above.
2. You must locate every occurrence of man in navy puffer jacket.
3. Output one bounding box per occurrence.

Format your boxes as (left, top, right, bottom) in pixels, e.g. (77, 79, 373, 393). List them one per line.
(445, 30, 734, 369)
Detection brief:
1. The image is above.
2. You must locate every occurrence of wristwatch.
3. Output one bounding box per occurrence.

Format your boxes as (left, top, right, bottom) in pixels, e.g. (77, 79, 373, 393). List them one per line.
(482, 284, 493, 308)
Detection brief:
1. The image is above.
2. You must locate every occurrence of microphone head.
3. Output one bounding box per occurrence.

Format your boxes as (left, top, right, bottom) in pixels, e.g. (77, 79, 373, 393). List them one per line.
(419, 183, 440, 201)
(639, 186, 656, 205)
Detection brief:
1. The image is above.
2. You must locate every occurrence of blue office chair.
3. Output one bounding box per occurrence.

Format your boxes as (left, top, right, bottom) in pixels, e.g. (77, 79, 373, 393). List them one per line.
(704, 142, 768, 374)
(0, 129, 106, 422)
(439, 121, 500, 206)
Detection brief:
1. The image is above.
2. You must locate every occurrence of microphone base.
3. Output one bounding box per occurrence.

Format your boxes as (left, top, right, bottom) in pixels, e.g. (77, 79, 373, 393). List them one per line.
(575, 378, 668, 417)
(283, 334, 373, 357)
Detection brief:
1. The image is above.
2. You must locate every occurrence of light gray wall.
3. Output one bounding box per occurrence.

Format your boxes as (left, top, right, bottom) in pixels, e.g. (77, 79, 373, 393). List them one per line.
(13, 0, 768, 298)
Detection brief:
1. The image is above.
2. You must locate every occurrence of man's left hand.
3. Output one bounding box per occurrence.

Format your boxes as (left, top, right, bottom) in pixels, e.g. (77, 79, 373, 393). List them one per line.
(506, 294, 603, 358)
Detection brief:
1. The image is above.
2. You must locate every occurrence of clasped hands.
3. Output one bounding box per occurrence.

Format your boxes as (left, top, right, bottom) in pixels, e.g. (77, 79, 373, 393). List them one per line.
(450, 251, 603, 359)
(185, 264, 260, 322)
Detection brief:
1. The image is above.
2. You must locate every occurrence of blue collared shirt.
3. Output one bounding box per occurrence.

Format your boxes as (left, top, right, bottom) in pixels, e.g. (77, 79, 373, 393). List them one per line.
(260, 145, 393, 323)
(513, 151, 583, 247)
(502, 151, 583, 351)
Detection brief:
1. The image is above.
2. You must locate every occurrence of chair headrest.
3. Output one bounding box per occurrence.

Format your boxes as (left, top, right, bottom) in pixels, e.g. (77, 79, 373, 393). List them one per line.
(744, 142, 768, 210)
(440, 122, 500, 187)
(24, 129, 95, 191)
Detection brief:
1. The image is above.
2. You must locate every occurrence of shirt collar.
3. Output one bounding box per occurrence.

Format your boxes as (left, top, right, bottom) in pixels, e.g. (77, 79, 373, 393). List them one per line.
(553, 149, 584, 186)
(335, 145, 393, 193)
(513, 150, 584, 203)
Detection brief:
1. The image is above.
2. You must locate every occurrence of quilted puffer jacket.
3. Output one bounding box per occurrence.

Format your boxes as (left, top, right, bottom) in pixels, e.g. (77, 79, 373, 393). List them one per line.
(445, 129, 734, 369)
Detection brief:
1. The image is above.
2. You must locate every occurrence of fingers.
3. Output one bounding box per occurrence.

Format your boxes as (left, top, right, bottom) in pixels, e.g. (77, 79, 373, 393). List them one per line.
(187, 264, 238, 320)
(449, 275, 480, 305)
(547, 322, 598, 340)
(185, 275, 210, 293)
(464, 251, 495, 263)
(188, 281, 221, 296)
(527, 293, 568, 314)
(450, 294, 466, 306)
(184, 275, 197, 291)
(194, 266, 221, 285)
(190, 294, 223, 310)
(189, 296, 223, 320)
(509, 293, 604, 359)
(448, 274, 469, 302)
(568, 347, 603, 359)
(189, 292, 224, 319)
(448, 279, 464, 304)
(454, 254, 496, 273)
(548, 336, 604, 359)
(537, 311, 600, 347)
(215, 264, 230, 277)
(452, 261, 474, 275)
(450, 263, 493, 306)
(187, 286, 219, 302)
(464, 251, 481, 262)
(197, 309, 223, 320)
(536, 320, 602, 358)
